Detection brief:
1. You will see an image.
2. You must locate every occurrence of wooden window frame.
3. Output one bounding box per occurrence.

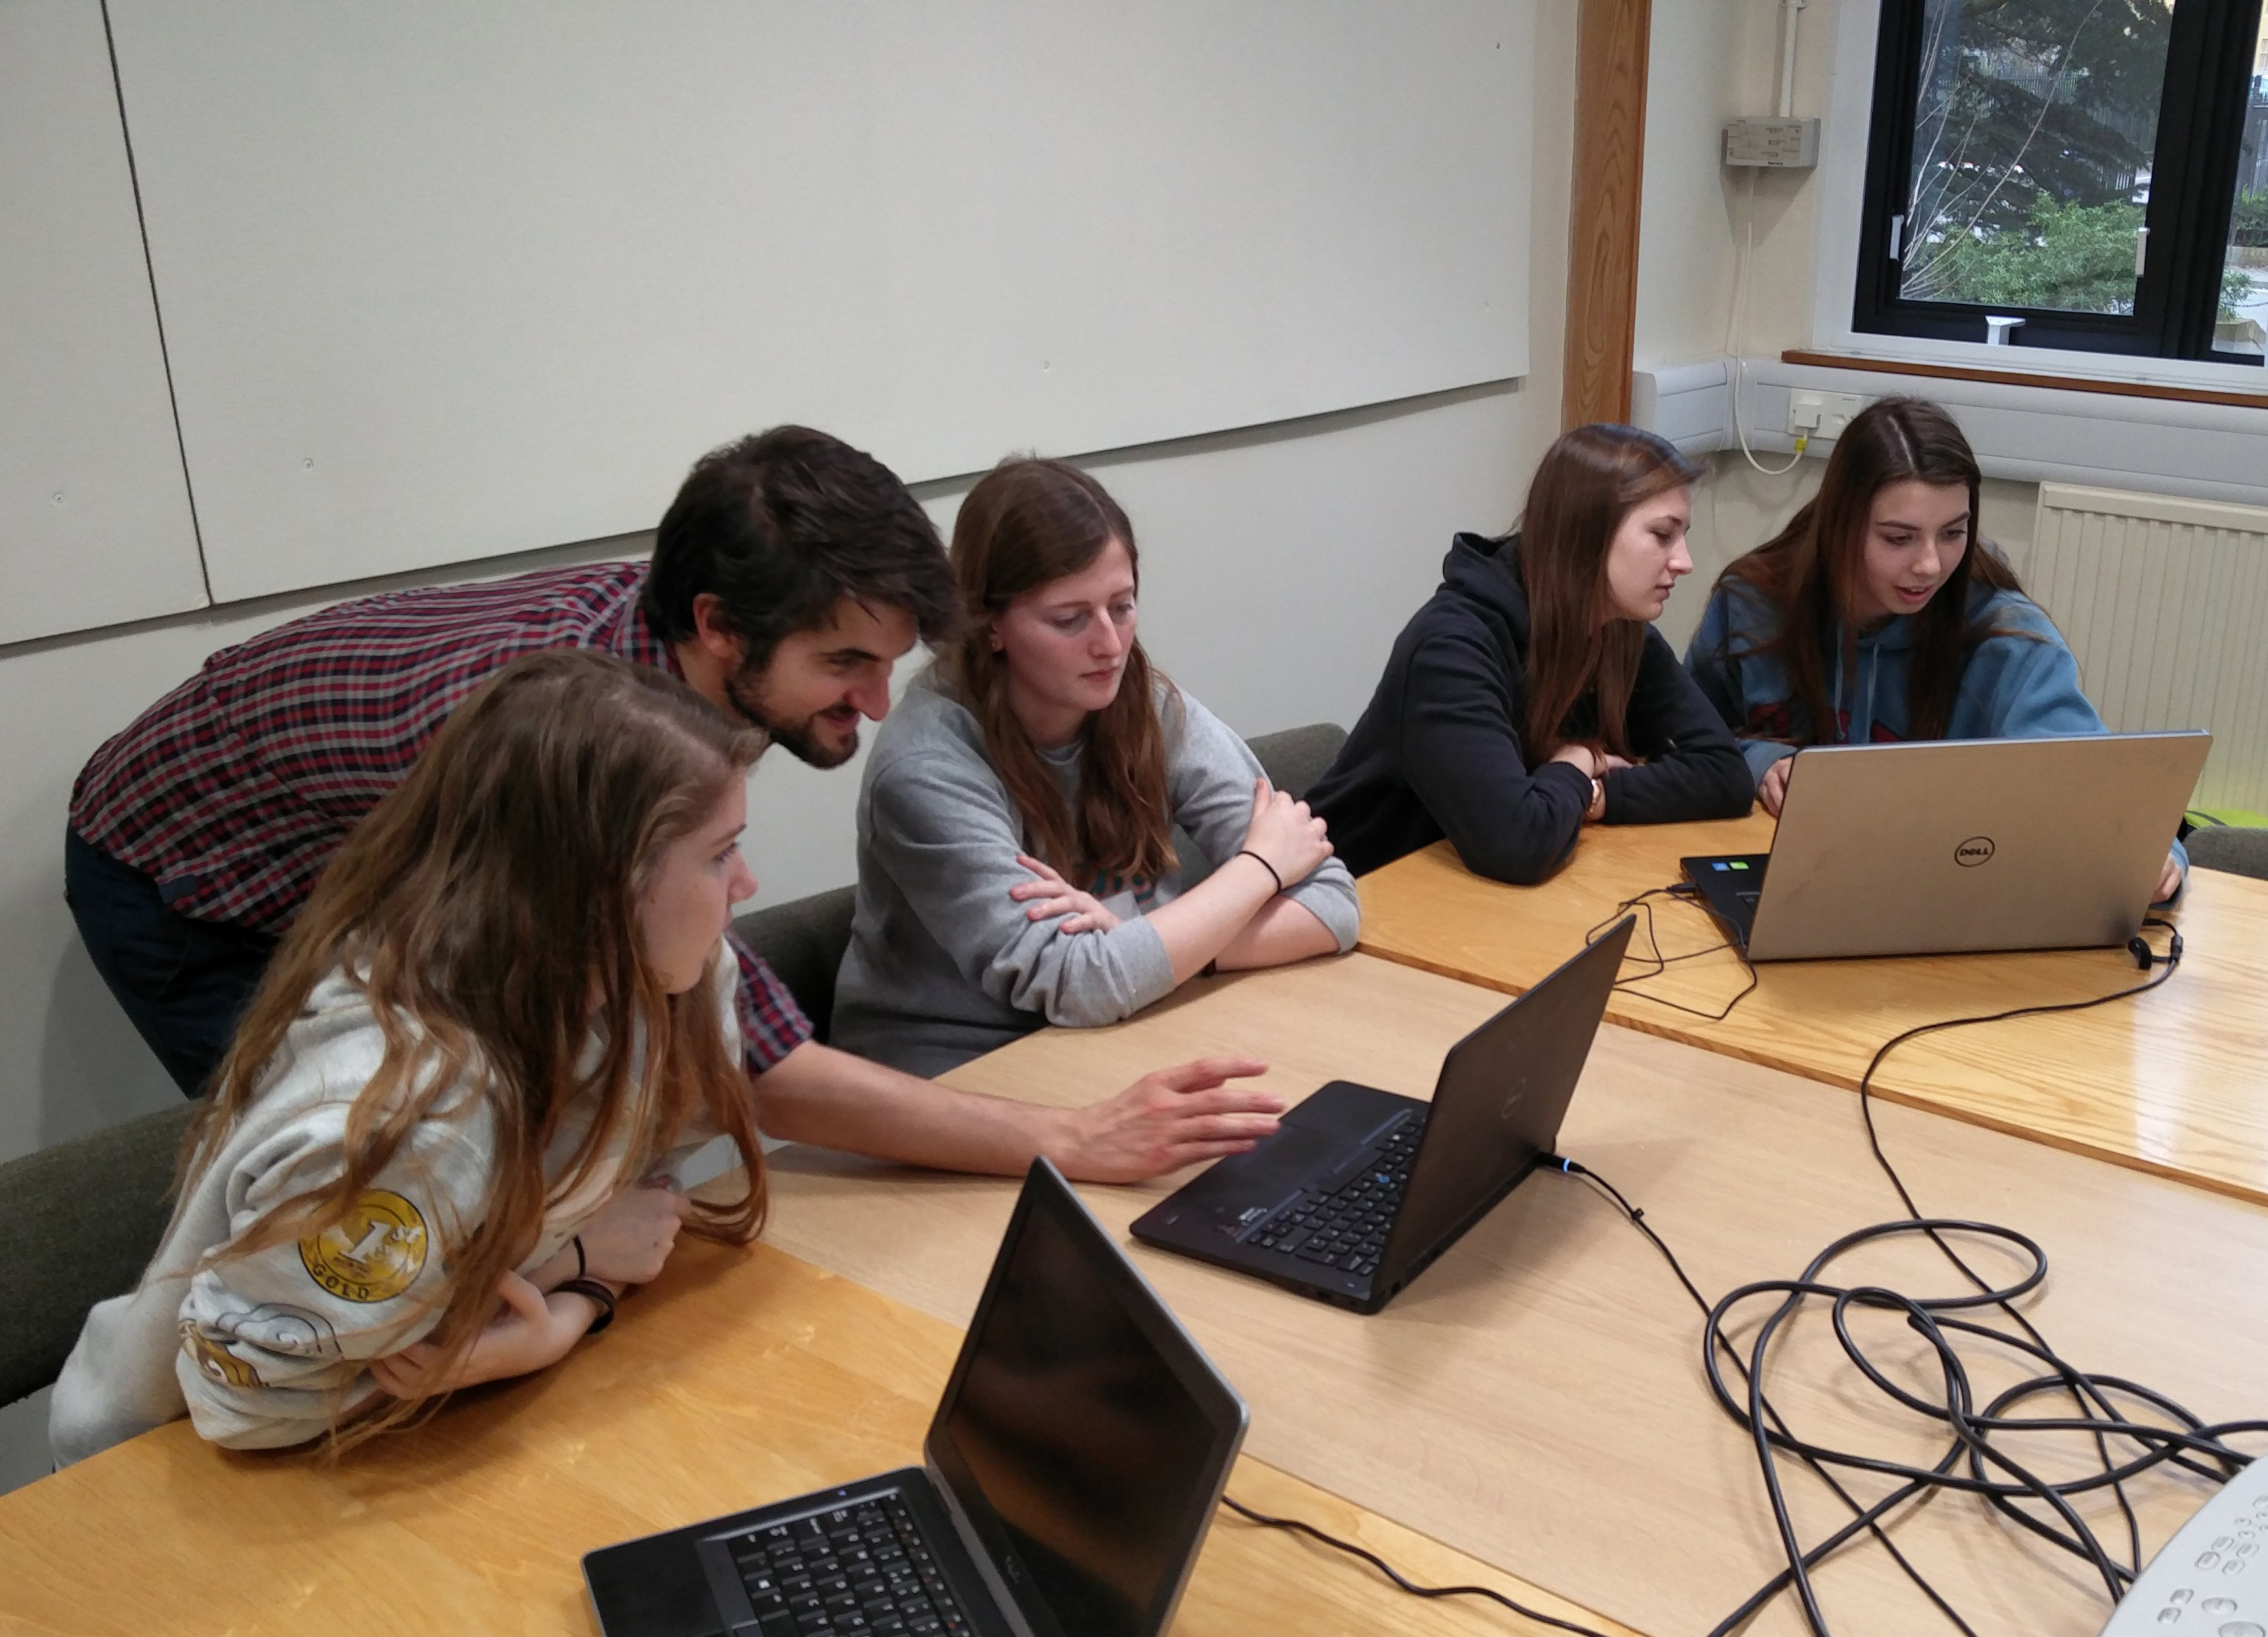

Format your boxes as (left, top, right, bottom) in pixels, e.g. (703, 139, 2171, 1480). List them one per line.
(1563, 0, 1651, 428)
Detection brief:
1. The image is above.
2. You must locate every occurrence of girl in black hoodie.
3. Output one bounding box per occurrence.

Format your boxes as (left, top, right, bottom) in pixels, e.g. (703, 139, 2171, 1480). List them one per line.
(1308, 424, 1752, 883)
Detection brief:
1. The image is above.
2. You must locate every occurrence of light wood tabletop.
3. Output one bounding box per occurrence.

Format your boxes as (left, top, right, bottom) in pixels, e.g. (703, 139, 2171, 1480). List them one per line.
(0, 1235, 1632, 1637)
(756, 953, 2268, 1637)
(1354, 817, 2268, 1206)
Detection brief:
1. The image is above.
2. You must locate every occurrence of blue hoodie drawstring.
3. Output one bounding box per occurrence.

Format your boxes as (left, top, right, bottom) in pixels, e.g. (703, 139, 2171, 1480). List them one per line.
(1831, 641, 1851, 745)
(1831, 626, 1887, 746)
(1861, 642, 1878, 745)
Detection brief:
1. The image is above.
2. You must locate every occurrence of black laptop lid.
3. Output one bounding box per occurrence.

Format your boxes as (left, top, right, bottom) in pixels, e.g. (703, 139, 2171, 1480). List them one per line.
(1374, 917, 1633, 1287)
(924, 1159, 1247, 1637)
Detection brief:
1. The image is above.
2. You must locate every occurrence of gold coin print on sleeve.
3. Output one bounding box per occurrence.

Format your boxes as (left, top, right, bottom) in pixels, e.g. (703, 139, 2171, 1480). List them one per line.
(299, 1189, 430, 1303)
(179, 1323, 263, 1389)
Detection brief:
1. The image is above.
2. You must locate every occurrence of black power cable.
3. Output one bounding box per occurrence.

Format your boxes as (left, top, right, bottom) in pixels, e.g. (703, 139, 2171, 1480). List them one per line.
(1584, 886, 1760, 1023)
(1558, 1165, 2000, 1636)
(1842, 915, 2196, 1600)
(1209, 919, 2245, 1634)
(1549, 917, 2266, 1637)
(1216, 1494, 1619, 1637)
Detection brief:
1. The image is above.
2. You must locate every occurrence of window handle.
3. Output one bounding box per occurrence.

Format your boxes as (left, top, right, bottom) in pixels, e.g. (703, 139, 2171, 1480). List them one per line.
(1888, 213, 1905, 261)
(2135, 225, 2149, 277)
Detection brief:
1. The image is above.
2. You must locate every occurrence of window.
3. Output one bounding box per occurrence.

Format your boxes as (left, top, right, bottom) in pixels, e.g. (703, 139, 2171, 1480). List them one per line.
(1855, 0, 2268, 364)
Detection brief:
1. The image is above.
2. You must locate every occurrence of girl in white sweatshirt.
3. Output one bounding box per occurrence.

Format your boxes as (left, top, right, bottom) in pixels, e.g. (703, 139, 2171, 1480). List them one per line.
(52, 650, 767, 1461)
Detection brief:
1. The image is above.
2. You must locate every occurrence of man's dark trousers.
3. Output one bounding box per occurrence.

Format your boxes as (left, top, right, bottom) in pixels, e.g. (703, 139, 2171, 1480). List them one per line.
(64, 828, 280, 1098)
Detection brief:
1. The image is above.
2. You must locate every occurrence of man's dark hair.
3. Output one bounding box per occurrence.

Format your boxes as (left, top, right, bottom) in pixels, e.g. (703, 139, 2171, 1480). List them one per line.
(644, 426, 959, 669)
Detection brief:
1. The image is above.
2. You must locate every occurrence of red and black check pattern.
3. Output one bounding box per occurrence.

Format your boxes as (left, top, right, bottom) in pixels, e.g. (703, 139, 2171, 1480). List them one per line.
(71, 561, 811, 1071)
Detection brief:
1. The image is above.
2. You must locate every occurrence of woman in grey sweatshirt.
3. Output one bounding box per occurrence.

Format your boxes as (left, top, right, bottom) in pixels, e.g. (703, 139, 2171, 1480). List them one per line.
(832, 458, 1360, 1077)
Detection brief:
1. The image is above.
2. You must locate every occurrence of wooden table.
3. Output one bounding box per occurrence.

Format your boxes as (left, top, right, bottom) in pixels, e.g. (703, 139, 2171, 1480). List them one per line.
(759, 954, 2268, 1637)
(1355, 817, 2268, 1206)
(0, 1236, 1628, 1637)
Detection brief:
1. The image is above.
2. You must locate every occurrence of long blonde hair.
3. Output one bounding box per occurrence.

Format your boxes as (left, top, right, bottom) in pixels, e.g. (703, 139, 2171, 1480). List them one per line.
(185, 649, 767, 1448)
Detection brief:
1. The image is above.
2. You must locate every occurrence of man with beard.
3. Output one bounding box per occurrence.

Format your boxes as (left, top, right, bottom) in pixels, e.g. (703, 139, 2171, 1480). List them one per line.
(64, 426, 1284, 1185)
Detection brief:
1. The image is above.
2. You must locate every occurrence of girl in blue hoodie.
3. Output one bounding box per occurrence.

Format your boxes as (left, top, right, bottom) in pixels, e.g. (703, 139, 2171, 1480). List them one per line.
(1685, 396, 2184, 900)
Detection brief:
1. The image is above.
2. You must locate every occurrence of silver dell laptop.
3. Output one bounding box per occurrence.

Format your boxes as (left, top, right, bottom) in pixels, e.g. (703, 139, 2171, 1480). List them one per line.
(1682, 732, 2210, 961)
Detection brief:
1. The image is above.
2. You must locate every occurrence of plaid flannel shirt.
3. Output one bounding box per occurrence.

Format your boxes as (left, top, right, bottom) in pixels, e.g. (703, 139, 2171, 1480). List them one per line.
(70, 561, 811, 1071)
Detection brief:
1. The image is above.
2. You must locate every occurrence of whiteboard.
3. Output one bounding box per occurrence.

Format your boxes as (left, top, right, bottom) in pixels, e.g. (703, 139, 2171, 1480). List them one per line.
(106, 1, 1535, 603)
(0, 0, 206, 646)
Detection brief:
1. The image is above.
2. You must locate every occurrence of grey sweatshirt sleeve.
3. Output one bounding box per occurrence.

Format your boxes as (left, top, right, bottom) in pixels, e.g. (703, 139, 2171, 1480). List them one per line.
(170, 1103, 496, 1450)
(864, 746, 1179, 1029)
(1160, 691, 1362, 950)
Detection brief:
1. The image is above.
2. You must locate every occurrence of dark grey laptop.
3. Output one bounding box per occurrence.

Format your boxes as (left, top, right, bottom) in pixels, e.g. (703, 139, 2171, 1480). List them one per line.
(1129, 919, 1633, 1315)
(584, 1158, 1246, 1637)
(1682, 732, 2210, 961)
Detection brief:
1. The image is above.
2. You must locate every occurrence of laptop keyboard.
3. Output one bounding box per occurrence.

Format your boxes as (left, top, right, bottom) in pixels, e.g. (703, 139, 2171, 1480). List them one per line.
(1247, 1116, 1426, 1279)
(725, 1494, 971, 1636)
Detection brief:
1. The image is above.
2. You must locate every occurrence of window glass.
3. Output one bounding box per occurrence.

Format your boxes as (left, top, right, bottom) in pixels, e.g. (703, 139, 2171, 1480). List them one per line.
(1897, 0, 2173, 316)
(2212, 14, 2268, 358)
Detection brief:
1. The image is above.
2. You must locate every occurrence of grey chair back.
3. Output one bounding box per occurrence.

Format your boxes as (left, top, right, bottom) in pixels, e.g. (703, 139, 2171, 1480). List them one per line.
(2186, 825, 2268, 881)
(732, 883, 857, 1045)
(1246, 722, 1347, 801)
(0, 1101, 196, 1405)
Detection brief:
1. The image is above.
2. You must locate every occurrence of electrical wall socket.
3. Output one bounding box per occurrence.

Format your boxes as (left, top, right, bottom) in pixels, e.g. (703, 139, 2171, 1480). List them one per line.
(1787, 390, 1869, 440)
(1723, 117, 1820, 168)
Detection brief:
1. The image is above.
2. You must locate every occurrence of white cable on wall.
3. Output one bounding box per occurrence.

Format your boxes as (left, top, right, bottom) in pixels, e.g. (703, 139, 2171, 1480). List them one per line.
(1778, 0, 1807, 120)
(1727, 169, 1806, 477)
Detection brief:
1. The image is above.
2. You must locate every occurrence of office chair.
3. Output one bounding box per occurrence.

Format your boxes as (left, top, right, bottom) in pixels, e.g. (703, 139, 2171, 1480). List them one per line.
(2186, 824, 2268, 881)
(0, 1101, 195, 1406)
(733, 885, 858, 1046)
(1247, 721, 1348, 801)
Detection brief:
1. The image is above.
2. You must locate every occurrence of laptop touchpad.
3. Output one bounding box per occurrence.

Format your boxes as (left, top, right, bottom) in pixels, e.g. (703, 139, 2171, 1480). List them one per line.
(1163, 1119, 1344, 1210)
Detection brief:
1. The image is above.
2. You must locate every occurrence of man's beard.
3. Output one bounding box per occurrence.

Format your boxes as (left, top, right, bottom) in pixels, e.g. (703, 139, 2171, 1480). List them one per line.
(725, 669, 859, 769)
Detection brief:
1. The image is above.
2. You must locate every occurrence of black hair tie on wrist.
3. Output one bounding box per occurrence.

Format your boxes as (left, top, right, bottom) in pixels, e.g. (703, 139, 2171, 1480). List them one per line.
(1236, 849, 1285, 894)
(571, 1234, 587, 1281)
(557, 1277, 617, 1334)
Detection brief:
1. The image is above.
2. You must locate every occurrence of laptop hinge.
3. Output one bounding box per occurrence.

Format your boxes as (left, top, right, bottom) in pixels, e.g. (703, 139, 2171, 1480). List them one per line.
(924, 1450, 1042, 1637)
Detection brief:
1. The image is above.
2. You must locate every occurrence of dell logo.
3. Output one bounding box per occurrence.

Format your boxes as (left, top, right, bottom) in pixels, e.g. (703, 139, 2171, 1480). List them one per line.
(1954, 836, 1996, 867)
(1500, 1077, 1533, 1123)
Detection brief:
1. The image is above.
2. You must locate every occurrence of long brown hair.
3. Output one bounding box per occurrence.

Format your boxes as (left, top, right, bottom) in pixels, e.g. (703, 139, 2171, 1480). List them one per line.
(1711, 395, 2030, 743)
(185, 650, 767, 1450)
(1513, 424, 1699, 760)
(943, 457, 1177, 884)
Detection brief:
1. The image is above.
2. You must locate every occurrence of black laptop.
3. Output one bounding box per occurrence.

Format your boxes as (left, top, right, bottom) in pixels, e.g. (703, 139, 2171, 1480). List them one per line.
(1681, 851, 1770, 950)
(584, 1158, 1247, 1637)
(1129, 918, 1634, 1314)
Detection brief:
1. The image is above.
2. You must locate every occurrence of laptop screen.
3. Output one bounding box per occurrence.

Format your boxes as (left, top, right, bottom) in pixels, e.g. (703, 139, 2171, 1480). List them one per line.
(928, 1162, 1245, 1637)
(1378, 915, 1631, 1285)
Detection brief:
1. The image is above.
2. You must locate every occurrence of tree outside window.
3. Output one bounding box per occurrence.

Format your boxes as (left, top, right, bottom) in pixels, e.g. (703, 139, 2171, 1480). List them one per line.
(1861, 0, 2267, 360)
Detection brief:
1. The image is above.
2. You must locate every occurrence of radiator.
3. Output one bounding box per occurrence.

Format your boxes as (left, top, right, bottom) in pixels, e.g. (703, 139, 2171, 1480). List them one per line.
(2013, 483, 2268, 814)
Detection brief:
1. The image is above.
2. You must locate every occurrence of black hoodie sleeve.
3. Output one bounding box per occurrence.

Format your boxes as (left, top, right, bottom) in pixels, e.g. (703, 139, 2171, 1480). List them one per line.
(1399, 627, 1594, 885)
(1603, 630, 1756, 823)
